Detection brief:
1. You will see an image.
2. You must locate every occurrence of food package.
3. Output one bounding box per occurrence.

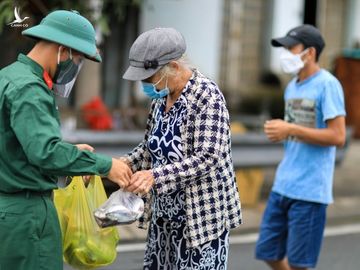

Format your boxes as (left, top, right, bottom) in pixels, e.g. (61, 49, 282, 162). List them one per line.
(94, 189, 144, 228)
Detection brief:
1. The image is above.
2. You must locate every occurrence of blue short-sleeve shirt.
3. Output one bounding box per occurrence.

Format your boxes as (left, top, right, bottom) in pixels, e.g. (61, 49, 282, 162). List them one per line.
(273, 69, 346, 204)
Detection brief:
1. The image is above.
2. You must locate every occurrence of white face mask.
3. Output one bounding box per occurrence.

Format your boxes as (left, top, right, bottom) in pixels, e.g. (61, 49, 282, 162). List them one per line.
(279, 48, 309, 75)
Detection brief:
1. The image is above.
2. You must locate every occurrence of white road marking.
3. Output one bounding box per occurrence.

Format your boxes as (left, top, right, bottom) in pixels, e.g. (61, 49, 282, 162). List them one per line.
(116, 223, 360, 253)
(323, 223, 360, 237)
(117, 242, 146, 253)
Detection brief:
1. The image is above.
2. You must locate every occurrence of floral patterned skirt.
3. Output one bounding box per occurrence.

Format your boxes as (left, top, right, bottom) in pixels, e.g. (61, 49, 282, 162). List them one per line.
(143, 216, 229, 270)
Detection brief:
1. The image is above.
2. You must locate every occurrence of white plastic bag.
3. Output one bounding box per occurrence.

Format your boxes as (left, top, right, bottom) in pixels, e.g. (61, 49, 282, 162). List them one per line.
(94, 189, 144, 228)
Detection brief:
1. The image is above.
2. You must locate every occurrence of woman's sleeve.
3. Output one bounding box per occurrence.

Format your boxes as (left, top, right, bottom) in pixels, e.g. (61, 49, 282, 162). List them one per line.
(152, 90, 230, 195)
(124, 101, 157, 172)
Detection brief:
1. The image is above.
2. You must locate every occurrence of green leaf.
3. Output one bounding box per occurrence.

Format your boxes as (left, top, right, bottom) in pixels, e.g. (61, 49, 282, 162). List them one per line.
(0, 0, 14, 33)
(98, 16, 111, 36)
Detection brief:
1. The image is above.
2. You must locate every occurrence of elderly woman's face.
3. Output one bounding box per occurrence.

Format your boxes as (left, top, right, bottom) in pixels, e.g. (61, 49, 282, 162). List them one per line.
(143, 72, 167, 90)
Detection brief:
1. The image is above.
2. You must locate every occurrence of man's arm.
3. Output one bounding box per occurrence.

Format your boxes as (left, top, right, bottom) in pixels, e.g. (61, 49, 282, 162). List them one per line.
(264, 116, 346, 147)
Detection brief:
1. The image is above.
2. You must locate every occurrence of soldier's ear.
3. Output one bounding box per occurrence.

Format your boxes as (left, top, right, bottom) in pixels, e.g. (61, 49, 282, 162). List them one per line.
(58, 45, 72, 61)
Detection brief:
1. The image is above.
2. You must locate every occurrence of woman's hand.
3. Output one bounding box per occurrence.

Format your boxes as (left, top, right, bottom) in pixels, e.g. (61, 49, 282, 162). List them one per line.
(124, 170, 155, 196)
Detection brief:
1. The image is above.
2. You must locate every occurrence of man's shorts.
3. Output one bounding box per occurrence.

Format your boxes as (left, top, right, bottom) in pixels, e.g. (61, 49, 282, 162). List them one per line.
(255, 191, 327, 268)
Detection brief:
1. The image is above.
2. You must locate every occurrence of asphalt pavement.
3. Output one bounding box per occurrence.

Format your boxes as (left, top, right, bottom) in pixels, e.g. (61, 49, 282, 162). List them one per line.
(112, 139, 360, 242)
(64, 223, 360, 270)
(62, 138, 360, 269)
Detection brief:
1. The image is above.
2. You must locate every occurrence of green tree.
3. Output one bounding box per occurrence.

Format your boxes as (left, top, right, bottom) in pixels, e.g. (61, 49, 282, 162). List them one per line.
(0, 0, 142, 35)
(0, 0, 143, 112)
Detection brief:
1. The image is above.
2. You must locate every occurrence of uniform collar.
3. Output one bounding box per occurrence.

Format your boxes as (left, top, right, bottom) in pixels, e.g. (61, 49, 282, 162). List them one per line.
(17, 54, 53, 89)
(17, 54, 44, 77)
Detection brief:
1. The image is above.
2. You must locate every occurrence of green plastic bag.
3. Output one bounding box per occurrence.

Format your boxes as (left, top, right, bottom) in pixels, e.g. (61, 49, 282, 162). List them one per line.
(54, 176, 120, 269)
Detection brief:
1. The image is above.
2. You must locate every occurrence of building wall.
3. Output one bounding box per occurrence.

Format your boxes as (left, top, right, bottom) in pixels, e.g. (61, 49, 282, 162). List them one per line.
(269, 0, 304, 73)
(72, 0, 350, 115)
(345, 0, 360, 47)
(140, 0, 224, 81)
(240, 0, 266, 88)
(220, 0, 349, 112)
(220, 0, 266, 110)
(318, 0, 347, 69)
(219, 0, 243, 97)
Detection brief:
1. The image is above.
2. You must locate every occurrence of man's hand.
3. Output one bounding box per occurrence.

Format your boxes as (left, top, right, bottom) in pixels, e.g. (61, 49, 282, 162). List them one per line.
(75, 144, 94, 182)
(264, 119, 292, 142)
(107, 158, 132, 188)
(124, 170, 154, 196)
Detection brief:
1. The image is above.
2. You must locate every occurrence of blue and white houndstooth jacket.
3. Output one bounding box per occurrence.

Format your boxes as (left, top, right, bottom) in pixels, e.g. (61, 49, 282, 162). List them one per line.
(126, 70, 242, 248)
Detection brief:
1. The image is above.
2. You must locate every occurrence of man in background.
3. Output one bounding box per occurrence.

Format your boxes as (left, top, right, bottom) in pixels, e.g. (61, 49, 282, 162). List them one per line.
(255, 25, 346, 270)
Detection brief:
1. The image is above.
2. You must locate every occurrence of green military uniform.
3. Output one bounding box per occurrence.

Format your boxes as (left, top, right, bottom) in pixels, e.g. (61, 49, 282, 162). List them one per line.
(0, 54, 112, 270)
(0, 10, 110, 270)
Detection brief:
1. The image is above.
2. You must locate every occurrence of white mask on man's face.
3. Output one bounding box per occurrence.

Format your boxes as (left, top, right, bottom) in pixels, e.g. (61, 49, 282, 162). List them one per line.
(279, 48, 309, 75)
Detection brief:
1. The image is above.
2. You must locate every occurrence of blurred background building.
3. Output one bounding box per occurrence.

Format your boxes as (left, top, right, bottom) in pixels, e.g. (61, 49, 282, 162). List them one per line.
(1, 0, 360, 135)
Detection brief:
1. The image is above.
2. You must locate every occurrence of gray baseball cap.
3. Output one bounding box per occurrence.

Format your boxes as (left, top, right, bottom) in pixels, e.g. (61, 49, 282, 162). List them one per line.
(123, 27, 186, 81)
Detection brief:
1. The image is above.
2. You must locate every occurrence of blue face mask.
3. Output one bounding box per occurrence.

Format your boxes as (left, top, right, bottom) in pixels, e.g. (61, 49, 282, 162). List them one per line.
(141, 74, 169, 99)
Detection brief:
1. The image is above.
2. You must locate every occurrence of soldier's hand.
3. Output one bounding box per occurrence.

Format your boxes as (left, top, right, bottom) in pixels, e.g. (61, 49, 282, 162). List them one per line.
(107, 158, 132, 188)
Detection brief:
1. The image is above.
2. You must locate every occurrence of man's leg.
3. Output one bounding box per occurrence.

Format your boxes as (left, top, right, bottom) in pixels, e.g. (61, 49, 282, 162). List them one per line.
(266, 259, 291, 270)
(255, 192, 288, 266)
(290, 266, 307, 270)
(38, 196, 63, 270)
(265, 258, 308, 270)
(286, 199, 327, 269)
(0, 193, 62, 270)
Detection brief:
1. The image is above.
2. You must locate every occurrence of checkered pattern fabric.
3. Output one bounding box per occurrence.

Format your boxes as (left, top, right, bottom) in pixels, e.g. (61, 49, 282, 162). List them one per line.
(125, 70, 242, 248)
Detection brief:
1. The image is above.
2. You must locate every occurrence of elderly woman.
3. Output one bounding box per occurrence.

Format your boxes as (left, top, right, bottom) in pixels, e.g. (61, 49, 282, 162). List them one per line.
(122, 28, 242, 270)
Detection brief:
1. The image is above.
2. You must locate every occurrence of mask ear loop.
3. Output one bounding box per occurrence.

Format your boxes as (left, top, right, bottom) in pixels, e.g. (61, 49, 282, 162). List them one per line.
(299, 48, 310, 65)
(152, 72, 169, 94)
(153, 71, 167, 87)
(163, 75, 169, 91)
(57, 46, 61, 65)
(57, 47, 73, 64)
(300, 48, 310, 56)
